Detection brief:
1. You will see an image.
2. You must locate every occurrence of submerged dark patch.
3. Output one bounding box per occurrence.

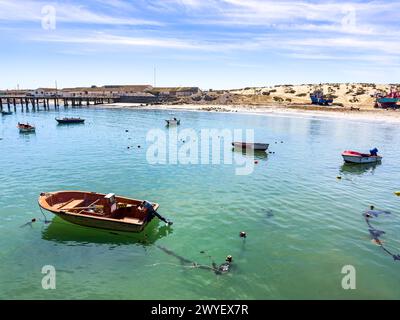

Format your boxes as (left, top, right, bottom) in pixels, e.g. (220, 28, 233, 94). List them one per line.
(263, 209, 274, 218)
(157, 245, 233, 275)
(364, 209, 391, 218)
(363, 207, 399, 262)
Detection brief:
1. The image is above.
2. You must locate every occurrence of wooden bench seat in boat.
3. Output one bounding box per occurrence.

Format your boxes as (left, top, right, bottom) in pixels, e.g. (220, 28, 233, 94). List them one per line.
(59, 199, 85, 211)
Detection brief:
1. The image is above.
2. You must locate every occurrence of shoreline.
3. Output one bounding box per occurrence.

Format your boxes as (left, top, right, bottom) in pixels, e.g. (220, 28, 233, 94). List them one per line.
(95, 102, 400, 124)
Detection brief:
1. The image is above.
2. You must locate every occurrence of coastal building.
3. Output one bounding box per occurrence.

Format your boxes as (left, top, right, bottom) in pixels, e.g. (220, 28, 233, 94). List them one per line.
(103, 85, 153, 95)
(0, 85, 200, 100)
(119, 92, 159, 103)
(0, 89, 29, 96)
(61, 85, 153, 97)
(30, 88, 58, 97)
(150, 87, 200, 97)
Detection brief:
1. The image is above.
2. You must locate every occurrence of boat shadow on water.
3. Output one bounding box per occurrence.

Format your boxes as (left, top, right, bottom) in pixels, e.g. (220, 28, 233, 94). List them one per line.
(41, 216, 173, 246)
(232, 149, 268, 160)
(340, 162, 381, 176)
(56, 122, 85, 127)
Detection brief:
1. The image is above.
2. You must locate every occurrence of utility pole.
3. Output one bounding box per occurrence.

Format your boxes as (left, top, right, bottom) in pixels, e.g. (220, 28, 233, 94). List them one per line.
(154, 66, 157, 88)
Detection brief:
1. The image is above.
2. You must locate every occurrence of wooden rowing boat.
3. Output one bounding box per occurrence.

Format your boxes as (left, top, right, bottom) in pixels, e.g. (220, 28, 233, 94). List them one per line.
(38, 191, 163, 233)
(17, 122, 35, 133)
(56, 117, 85, 124)
(342, 150, 382, 164)
(232, 142, 269, 151)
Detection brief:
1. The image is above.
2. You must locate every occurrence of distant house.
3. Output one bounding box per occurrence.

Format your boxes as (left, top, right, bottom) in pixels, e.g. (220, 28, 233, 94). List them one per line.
(104, 85, 153, 94)
(150, 87, 200, 97)
(61, 85, 153, 97)
(62, 87, 105, 97)
(176, 87, 200, 97)
(1, 89, 29, 96)
(32, 88, 58, 97)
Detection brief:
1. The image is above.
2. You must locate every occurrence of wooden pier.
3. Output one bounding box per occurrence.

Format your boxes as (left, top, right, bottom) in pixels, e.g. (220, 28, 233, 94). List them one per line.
(0, 95, 118, 112)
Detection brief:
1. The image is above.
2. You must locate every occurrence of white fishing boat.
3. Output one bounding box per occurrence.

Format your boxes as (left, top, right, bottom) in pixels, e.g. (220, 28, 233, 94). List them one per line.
(232, 142, 269, 151)
(342, 150, 382, 164)
(166, 118, 180, 126)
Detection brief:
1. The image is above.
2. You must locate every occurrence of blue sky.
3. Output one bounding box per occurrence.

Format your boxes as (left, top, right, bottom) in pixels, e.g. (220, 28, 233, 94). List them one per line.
(0, 0, 399, 90)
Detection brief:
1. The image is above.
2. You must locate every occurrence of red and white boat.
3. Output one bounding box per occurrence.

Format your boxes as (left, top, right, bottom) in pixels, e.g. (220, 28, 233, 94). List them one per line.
(342, 150, 382, 164)
(17, 122, 35, 133)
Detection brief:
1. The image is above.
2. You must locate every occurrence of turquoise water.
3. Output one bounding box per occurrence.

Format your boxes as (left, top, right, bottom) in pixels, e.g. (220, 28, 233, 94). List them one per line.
(1, 107, 400, 300)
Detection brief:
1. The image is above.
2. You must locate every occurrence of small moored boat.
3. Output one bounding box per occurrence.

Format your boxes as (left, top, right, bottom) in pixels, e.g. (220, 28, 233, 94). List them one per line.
(1, 111, 12, 116)
(232, 142, 269, 151)
(38, 191, 172, 233)
(56, 117, 85, 124)
(17, 122, 35, 133)
(342, 149, 382, 164)
(166, 118, 180, 126)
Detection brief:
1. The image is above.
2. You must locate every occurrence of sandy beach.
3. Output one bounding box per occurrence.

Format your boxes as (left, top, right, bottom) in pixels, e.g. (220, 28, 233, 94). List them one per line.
(99, 102, 400, 124)
(89, 83, 400, 124)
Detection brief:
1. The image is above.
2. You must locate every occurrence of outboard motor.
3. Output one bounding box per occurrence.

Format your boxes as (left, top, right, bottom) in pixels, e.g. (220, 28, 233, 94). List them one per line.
(142, 201, 173, 226)
(370, 148, 378, 156)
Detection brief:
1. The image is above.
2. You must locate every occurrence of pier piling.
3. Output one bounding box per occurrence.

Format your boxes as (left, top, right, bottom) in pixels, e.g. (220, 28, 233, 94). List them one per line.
(0, 95, 116, 113)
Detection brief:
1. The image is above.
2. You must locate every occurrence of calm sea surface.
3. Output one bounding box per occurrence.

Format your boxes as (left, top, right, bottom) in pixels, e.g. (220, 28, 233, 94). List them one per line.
(1, 106, 400, 299)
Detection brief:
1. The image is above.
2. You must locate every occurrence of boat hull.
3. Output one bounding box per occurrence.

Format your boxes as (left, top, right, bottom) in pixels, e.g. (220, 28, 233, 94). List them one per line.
(310, 96, 333, 105)
(166, 120, 180, 126)
(342, 155, 382, 164)
(377, 98, 399, 108)
(232, 142, 269, 151)
(56, 119, 85, 124)
(19, 128, 35, 133)
(53, 210, 145, 232)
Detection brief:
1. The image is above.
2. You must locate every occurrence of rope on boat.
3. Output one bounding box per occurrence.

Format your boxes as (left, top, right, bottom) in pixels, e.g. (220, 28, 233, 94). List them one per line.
(363, 207, 400, 262)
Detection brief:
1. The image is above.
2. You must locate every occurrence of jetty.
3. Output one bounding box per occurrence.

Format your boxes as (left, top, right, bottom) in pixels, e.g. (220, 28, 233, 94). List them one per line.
(0, 95, 117, 112)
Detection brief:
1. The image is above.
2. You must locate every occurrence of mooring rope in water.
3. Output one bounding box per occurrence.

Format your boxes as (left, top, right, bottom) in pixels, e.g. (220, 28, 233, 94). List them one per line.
(155, 245, 233, 275)
(145, 262, 216, 271)
(364, 207, 400, 261)
(27, 210, 235, 274)
(39, 206, 51, 224)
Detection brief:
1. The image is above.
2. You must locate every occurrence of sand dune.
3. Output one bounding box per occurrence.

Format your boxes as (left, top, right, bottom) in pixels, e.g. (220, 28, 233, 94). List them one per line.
(179, 83, 399, 110)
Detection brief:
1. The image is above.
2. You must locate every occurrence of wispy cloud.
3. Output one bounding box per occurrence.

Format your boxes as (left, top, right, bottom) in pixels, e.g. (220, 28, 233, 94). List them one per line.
(36, 33, 204, 50)
(0, 0, 162, 25)
(1, 0, 399, 87)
